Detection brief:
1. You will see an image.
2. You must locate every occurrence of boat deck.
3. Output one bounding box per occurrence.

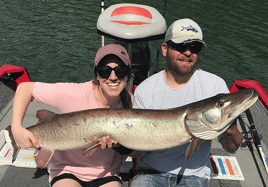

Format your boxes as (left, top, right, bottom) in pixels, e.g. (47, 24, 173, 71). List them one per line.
(0, 83, 267, 187)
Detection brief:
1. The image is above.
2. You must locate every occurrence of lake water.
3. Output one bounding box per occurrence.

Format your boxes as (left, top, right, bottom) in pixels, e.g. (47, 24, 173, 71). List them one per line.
(1, 0, 268, 90)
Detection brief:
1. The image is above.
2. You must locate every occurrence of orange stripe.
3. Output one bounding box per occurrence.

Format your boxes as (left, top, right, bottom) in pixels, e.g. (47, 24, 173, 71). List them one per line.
(111, 6, 152, 19)
(225, 158, 235, 175)
(4, 149, 10, 157)
(111, 21, 150, 25)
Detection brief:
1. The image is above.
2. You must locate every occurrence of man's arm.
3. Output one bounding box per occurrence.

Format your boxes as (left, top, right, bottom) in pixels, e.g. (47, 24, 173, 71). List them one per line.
(221, 120, 243, 153)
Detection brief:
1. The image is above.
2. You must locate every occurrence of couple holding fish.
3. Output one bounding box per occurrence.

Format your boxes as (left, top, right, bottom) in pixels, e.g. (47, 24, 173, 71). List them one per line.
(11, 18, 243, 187)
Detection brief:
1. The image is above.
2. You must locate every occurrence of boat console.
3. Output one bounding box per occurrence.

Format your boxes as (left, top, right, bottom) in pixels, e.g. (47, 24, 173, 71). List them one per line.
(97, 3, 167, 85)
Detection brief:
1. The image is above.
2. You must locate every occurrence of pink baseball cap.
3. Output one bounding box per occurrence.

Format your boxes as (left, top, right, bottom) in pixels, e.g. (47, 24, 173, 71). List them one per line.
(94, 44, 130, 66)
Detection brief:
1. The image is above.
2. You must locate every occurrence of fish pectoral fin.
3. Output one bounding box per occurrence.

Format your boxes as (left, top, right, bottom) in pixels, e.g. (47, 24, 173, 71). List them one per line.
(83, 143, 101, 157)
(35, 148, 54, 169)
(185, 137, 200, 162)
(195, 138, 204, 150)
(36, 110, 56, 123)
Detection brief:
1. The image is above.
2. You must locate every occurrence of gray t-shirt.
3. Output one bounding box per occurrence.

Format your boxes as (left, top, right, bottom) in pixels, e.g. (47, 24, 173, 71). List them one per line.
(133, 68, 229, 179)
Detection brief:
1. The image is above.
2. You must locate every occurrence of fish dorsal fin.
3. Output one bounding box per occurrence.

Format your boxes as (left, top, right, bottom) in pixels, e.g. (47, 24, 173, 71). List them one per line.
(185, 137, 203, 162)
(36, 110, 56, 123)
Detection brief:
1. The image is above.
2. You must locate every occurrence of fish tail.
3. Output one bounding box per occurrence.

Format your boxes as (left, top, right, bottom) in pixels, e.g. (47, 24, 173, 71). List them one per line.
(6, 126, 20, 163)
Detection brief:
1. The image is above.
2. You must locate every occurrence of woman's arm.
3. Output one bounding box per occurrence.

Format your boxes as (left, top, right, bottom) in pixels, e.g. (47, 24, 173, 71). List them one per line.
(11, 82, 40, 149)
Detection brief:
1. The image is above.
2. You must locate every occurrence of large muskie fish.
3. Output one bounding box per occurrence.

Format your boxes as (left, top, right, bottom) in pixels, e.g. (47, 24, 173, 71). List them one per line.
(7, 88, 258, 168)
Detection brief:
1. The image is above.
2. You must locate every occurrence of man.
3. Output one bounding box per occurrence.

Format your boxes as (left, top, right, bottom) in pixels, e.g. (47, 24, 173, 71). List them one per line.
(130, 18, 243, 187)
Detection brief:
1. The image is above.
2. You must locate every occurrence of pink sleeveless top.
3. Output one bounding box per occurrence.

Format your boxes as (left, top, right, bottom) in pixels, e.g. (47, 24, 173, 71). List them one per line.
(33, 81, 124, 183)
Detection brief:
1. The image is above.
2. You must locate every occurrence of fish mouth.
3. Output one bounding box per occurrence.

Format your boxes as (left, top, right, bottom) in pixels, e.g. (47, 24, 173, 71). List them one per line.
(228, 89, 258, 118)
(192, 89, 258, 140)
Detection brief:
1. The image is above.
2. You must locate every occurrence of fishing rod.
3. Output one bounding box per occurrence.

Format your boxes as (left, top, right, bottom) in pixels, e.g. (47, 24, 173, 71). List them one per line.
(153, 0, 168, 74)
(101, 0, 105, 47)
(240, 109, 268, 175)
(192, 0, 195, 20)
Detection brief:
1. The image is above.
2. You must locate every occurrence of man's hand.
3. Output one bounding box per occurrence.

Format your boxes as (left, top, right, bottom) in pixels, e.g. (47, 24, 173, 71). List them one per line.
(221, 121, 243, 153)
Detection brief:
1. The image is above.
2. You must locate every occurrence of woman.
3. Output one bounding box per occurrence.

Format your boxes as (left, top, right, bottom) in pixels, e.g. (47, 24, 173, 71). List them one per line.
(11, 44, 133, 187)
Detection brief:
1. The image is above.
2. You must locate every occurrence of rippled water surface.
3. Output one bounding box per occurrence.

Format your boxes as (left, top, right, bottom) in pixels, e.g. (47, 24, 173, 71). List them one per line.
(1, 0, 268, 90)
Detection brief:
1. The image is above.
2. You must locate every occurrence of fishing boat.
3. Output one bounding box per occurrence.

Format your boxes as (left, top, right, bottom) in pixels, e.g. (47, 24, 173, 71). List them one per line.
(0, 3, 268, 187)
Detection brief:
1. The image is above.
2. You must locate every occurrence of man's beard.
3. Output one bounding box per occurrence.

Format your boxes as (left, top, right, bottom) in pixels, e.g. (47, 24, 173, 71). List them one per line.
(166, 56, 198, 76)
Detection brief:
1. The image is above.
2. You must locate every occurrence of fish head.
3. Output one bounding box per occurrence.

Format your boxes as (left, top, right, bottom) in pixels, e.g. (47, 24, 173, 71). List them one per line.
(185, 88, 258, 140)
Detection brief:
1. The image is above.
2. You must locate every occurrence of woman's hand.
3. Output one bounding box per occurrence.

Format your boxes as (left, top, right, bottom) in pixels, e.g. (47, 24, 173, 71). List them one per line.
(11, 126, 40, 149)
(92, 136, 119, 149)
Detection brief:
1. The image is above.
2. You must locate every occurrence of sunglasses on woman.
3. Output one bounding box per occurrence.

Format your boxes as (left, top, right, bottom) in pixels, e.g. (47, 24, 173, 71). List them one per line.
(167, 40, 203, 54)
(96, 65, 130, 79)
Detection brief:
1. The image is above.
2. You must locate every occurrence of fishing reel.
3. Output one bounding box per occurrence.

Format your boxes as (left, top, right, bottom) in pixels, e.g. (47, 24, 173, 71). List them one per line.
(239, 111, 263, 148)
(241, 130, 263, 148)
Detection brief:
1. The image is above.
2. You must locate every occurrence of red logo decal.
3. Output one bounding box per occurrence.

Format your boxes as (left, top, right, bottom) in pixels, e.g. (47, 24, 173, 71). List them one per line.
(111, 6, 152, 19)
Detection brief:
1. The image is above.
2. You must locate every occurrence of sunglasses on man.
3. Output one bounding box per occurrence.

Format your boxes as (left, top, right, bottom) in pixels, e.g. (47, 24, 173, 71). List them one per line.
(167, 40, 203, 54)
(96, 65, 130, 79)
